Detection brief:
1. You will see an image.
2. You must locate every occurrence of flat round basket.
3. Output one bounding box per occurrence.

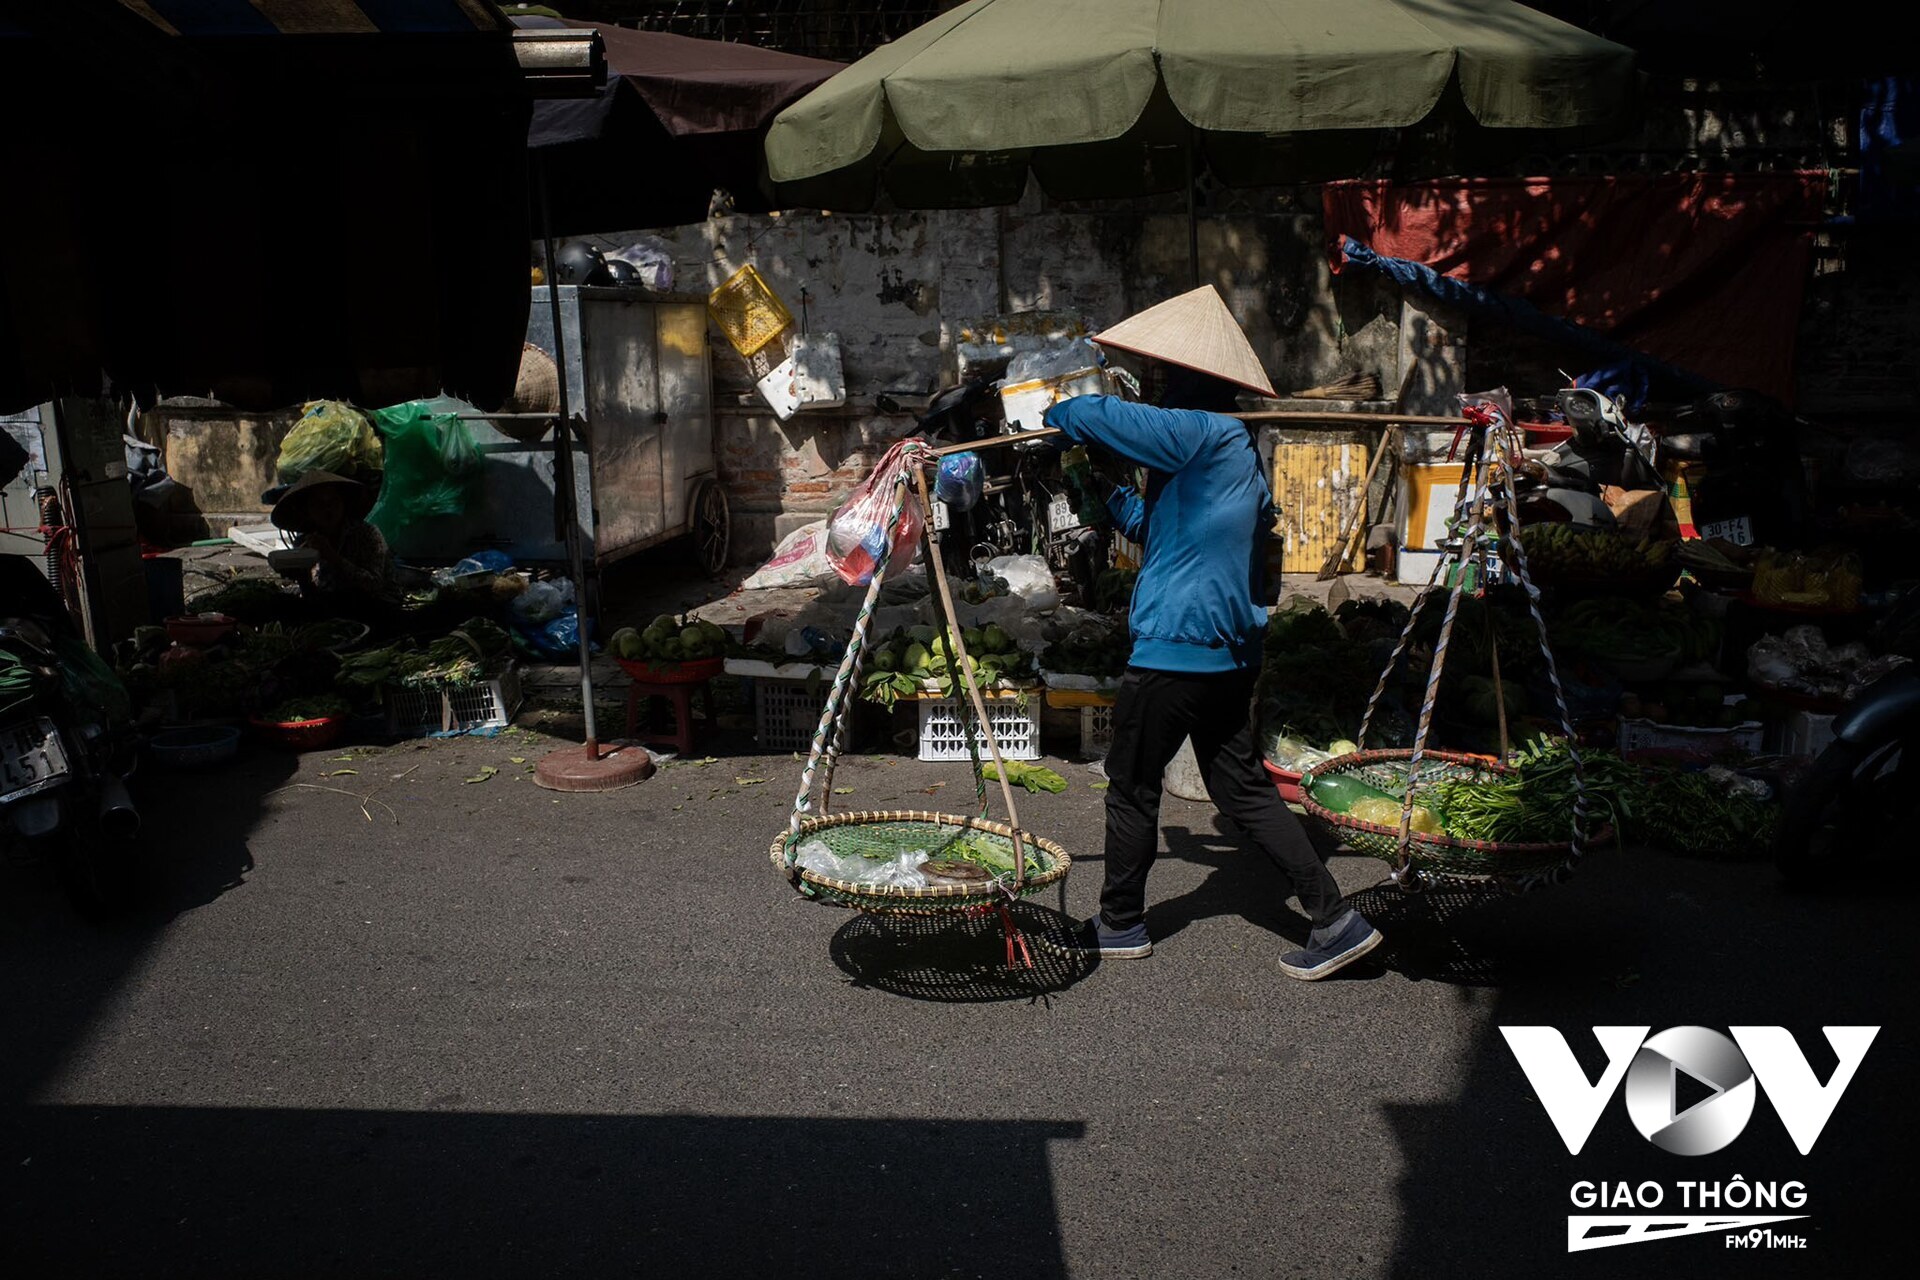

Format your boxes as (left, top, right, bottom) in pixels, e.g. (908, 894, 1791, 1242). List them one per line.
(772, 810, 1070, 915)
(1300, 749, 1593, 881)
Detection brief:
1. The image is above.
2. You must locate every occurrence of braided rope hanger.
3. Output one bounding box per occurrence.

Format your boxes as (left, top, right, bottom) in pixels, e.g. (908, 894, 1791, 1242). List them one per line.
(1351, 407, 1591, 891)
(781, 440, 1032, 893)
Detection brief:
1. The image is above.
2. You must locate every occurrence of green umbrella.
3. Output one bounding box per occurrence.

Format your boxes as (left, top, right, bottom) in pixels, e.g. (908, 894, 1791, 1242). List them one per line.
(766, 0, 1634, 210)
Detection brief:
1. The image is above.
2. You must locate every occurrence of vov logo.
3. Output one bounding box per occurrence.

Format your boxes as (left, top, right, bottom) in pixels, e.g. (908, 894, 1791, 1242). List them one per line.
(1500, 1025, 1879, 1155)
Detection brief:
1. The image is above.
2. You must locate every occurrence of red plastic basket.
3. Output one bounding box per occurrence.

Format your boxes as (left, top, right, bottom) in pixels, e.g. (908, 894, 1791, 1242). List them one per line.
(1261, 759, 1305, 803)
(616, 655, 724, 685)
(166, 613, 237, 647)
(249, 715, 349, 751)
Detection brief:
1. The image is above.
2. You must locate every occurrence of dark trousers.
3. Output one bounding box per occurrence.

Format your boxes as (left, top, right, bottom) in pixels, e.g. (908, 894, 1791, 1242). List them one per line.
(1100, 667, 1347, 932)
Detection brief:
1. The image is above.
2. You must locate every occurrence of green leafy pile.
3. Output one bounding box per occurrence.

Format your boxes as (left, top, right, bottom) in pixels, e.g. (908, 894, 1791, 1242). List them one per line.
(1425, 737, 1639, 844)
(1257, 597, 1410, 752)
(1040, 626, 1130, 681)
(335, 618, 511, 692)
(1636, 765, 1779, 859)
(186, 576, 300, 624)
(262, 693, 352, 723)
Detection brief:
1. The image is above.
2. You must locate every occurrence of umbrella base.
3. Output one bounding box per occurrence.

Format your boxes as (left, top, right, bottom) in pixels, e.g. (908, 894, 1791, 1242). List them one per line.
(534, 741, 655, 792)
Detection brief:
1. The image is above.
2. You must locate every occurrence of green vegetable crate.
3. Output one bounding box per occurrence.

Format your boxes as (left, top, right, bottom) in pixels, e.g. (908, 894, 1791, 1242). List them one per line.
(385, 664, 522, 738)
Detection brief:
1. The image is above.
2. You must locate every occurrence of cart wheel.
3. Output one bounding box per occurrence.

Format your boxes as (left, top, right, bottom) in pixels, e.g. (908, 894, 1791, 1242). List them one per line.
(690, 480, 730, 575)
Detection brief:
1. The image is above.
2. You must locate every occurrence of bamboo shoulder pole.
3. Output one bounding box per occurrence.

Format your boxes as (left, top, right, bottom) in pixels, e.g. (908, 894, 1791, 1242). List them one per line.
(927, 411, 1463, 457)
(911, 465, 1030, 885)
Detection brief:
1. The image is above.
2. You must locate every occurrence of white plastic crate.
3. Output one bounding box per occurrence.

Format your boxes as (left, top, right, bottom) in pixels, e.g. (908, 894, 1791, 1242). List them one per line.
(1079, 704, 1115, 758)
(385, 665, 521, 738)
(1616, 715, 1763, 761)
(754, 676, 853, 753)
(917, 694, 1041, 763)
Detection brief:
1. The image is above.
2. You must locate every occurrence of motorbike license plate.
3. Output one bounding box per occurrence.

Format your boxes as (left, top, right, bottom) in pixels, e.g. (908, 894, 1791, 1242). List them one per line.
(1699, 515, 1755, 546)
(1048, 495, 1081, 533)
(1, 717, 70, 803)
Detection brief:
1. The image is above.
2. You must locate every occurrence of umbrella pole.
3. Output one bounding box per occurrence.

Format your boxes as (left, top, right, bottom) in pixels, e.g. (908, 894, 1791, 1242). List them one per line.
(531, 161, 651, 794)
(1185, 125, 1200, 289)
(532, 164, 600, 760)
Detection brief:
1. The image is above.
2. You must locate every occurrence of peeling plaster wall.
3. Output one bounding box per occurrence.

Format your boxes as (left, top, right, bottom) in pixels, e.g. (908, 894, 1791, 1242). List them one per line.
(581, 204, 1402, 561)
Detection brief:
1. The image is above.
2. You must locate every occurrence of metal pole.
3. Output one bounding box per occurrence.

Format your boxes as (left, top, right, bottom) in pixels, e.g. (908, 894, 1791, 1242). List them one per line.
(536, 156, 599, 759)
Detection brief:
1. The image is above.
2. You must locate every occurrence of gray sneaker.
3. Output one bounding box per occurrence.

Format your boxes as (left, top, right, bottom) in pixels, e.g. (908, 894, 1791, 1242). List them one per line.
(1278, 910, 1382, 981)
(1038, 917, 1153, 959)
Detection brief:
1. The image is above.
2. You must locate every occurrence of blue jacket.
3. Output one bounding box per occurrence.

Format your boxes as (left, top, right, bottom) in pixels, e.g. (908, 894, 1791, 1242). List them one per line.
(1044, 395, 1272, 673)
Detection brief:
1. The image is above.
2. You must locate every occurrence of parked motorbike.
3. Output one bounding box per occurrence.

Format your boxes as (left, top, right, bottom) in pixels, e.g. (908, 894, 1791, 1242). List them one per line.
(877, 380, 1117, 602)
(1773, 589, 1920, 886)
(1658, 388, 1810, 550)
(1513, 387, 1662, 529)
(1, 555, 144, 913)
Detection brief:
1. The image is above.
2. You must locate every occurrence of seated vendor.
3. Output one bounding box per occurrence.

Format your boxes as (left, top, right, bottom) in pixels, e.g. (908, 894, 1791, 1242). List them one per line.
(270, 471, 401, 623)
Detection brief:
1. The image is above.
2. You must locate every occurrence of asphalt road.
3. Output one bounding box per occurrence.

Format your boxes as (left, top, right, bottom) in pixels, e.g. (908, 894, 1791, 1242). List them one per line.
(2, 722, 1913, 1279)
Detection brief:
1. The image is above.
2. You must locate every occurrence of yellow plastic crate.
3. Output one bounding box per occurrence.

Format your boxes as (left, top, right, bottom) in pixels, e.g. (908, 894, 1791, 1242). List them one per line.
(708, 264, 794, 358)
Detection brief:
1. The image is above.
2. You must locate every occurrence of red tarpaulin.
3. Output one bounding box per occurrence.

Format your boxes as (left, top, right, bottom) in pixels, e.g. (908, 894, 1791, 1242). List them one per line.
(1321, 174, 1828, 403)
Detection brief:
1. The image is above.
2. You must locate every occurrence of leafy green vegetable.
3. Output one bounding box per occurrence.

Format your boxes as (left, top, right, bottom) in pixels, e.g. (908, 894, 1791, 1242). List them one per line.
(263, 694, 351, 723)
(1426, 737, 1638, 843)
(985, 761, 1068, 794)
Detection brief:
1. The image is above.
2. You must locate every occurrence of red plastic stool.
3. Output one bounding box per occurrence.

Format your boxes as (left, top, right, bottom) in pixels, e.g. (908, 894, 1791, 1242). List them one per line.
(624, 678, 717, 756)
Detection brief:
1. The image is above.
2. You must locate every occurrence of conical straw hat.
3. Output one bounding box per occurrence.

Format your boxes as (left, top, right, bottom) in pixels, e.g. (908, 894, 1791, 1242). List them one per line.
(1092, 285, 1276, 398)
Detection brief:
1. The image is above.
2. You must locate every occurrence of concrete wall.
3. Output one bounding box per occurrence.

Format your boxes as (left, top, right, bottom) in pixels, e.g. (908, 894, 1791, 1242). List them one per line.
(580, 203, 1411, 560)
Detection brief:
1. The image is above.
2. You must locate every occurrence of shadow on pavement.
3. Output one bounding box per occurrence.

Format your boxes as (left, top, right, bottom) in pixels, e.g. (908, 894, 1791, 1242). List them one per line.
(830, 901, 1098, 1003)
(1148, 822, 1317, 947)
(0, 747, 296, 1106)
(0, 1106, 1081, 1278)
(1380, 846, 1918, 1278)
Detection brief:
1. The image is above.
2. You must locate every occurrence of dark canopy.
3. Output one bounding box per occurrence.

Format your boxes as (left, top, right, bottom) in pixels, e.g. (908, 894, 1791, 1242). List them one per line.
(0, 1, 534, 413)
(514, 15, 838, 235)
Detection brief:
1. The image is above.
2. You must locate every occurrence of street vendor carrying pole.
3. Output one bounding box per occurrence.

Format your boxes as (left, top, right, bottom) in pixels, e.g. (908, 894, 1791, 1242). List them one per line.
(1039, 286, 1382, 980)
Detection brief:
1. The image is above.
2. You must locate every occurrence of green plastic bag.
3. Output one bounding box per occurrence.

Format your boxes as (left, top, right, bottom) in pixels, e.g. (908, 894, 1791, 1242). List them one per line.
(275, 401, 383, 486)
(366, 401, 481, 537)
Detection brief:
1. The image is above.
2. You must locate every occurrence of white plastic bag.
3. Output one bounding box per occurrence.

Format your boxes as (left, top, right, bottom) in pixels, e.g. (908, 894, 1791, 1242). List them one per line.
(743, 518, 835, 590)
(512, 578, 574, 624)
(985, 554, 1058, 611)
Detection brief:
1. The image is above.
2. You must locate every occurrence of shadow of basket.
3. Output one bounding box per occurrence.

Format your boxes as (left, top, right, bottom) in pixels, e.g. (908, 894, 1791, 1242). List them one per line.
(1347, 881, 1527, 987)
(829, 902, 1097, 1003)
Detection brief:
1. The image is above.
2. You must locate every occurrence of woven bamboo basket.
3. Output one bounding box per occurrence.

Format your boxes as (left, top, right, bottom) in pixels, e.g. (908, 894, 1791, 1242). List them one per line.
(772, 810, 1070, 915)
(1299, 748, 1599, 880)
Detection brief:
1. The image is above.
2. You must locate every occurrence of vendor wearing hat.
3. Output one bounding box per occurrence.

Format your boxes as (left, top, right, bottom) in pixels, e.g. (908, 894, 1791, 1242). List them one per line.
(1038, 286, 1381, 981)
(271, 470, 401, 623)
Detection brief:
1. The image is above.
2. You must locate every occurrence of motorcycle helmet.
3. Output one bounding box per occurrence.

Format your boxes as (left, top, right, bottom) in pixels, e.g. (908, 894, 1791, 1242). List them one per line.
(604, 258, 637, 285)
(552, 240, 611, 286)
(934, 451, 985, 512)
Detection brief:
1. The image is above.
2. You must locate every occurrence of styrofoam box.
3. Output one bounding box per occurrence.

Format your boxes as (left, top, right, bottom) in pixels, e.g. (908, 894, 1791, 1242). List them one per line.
(1781, 709, 1837, 760)
(916, 696, 1041, 763)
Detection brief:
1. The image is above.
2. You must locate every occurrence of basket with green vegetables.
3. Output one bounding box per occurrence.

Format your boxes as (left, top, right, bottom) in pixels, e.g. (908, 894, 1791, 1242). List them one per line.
(861, 624, 1034, 709)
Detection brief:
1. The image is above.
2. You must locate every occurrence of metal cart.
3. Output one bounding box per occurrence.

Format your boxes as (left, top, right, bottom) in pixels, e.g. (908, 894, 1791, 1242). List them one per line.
(385, 285, 729, 576)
